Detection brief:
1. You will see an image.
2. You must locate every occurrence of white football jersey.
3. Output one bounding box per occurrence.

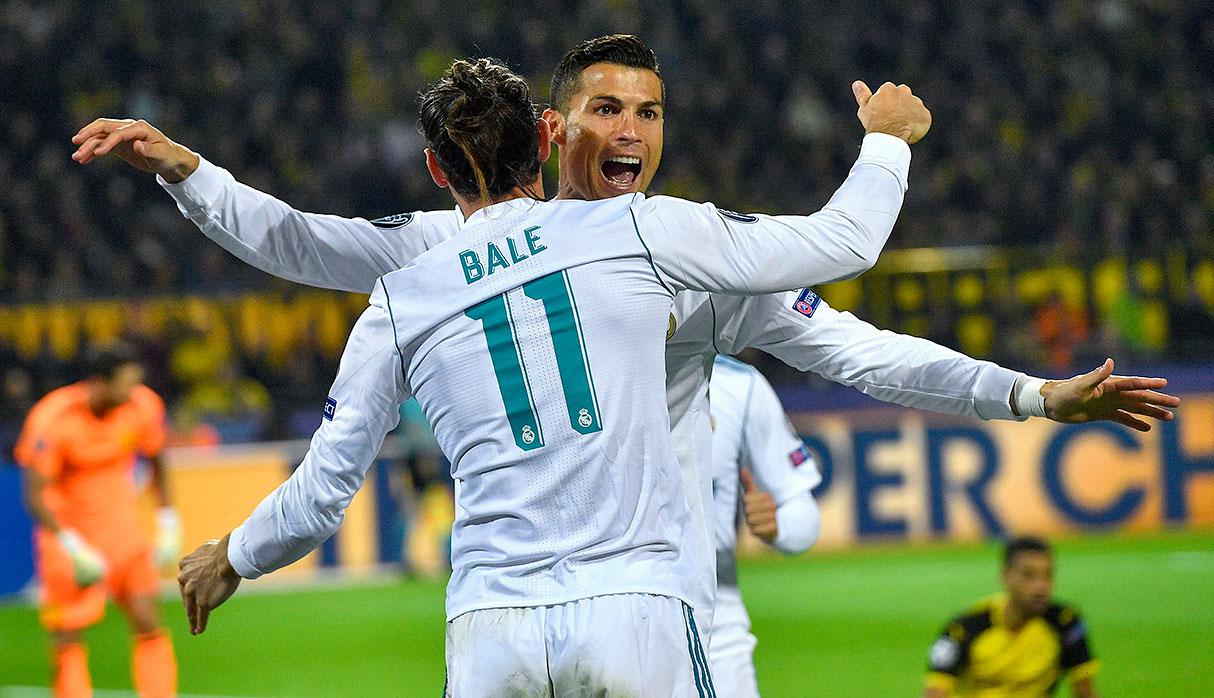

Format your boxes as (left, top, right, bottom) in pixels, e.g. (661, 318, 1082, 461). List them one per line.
(707, 357, 820, 587)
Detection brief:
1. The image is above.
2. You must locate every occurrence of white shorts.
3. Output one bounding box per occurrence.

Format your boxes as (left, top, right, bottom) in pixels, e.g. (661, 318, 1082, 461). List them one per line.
(444, 593, 717, 697)
(708, 586, 759, 698)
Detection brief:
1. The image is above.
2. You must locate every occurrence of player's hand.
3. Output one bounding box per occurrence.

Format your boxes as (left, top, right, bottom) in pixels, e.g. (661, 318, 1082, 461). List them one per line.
(852, 81, 932, 144)
(178, 534, 242, 635)
(58, 529, 106, 587)
(1042, 358, 1181, 432)
(70, 118, 200, 183)
(740, 469, 779, 545)
(154, 507, 183, 569)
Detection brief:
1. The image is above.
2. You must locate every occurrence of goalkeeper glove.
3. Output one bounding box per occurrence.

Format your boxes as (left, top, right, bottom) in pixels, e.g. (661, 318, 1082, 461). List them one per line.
(154, 507, 183, 568)
(57, 529, 106, 587)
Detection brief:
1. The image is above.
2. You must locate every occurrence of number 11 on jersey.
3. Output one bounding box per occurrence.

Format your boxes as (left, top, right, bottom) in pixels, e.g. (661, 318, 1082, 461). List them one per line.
(465, 270, 603, 451)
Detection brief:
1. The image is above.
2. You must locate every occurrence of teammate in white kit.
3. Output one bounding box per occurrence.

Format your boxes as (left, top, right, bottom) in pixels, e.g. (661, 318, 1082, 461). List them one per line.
(707, 356, 823, 696)
(158, 58, 926, 696)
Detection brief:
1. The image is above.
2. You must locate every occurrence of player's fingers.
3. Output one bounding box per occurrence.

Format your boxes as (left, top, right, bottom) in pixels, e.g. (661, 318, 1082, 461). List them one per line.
(181, 585, 199, 633)
(195, 603, 211, 635)
(1113, 389, 1181, 407)
(1106, 376, 1170, 391)
(71, 118, 131, 144)
(1081, 358, 1115, 389)
(851, 80, 872, 106)
(1105, 375, 1166, 387)
(755, 522, 778, 539)
(1112, 409, 1151, 432)
(91, 122, 146, 158)
(739, 468, 757, 494)
(1117, 402, 1174, 421)
(71, 134, 111, 163)
(744, 493, 776, 514)
(746, 508, 776, 526)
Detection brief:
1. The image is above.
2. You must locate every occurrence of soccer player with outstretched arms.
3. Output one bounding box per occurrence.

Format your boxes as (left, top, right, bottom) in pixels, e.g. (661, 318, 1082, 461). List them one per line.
(72, 36, 937, 632)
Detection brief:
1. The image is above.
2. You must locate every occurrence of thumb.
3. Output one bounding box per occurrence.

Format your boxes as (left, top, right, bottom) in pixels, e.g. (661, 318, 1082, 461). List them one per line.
(133, 139, 150, 156)
(740, 468, 757, 495)
(1081, 358, 1114, 389)
(852, 80, 872, 106)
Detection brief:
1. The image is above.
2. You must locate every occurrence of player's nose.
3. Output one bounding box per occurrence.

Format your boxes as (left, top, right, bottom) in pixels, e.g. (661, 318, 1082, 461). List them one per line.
(613, 114, 641, 143)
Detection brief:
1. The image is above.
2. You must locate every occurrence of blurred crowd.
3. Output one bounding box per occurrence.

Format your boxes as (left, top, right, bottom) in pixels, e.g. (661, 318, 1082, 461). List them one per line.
(0, 291, 357, 453)
(1, 0, 1211, 446)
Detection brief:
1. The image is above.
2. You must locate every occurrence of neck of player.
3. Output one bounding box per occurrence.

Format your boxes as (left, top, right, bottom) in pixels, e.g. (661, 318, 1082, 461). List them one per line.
(454, 178, 545, 220)
(1004, 598, 1032, 631)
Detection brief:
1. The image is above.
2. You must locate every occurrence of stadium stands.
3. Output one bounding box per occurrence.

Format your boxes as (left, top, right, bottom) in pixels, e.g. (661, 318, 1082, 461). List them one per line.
(2, 0, 1211, 444)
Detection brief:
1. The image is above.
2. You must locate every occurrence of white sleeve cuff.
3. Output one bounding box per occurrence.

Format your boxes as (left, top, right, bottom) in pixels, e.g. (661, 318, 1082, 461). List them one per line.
(157, 156, 229, 217)
(857, 132, 912, 193)
(772, 493, 821, 555)
(226, 523, 264, 580)
(973, 367, 1028, 421)
(1013, 375, 1050, 418)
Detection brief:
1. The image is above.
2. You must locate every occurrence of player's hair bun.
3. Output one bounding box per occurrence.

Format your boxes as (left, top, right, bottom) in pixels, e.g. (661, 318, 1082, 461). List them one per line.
(419, 58, 541, 202)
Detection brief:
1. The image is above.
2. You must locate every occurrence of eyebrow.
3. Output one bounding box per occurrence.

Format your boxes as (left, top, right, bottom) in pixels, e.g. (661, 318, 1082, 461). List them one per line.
(588, 95, 664, 110)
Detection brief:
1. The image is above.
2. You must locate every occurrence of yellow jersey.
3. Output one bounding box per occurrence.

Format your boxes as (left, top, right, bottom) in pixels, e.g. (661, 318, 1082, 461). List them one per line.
(925, 595, 1099, 697)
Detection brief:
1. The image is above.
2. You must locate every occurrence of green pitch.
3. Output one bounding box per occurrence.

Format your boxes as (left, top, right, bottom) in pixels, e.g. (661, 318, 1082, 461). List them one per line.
(1, 530, 1210, 697)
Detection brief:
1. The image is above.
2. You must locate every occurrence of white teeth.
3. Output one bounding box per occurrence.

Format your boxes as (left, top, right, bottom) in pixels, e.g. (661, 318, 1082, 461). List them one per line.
(607, 156, 641, 165)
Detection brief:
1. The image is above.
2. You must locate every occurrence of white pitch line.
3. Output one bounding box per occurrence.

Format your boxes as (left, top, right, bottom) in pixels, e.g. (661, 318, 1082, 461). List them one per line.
(2, 687, 265, 698)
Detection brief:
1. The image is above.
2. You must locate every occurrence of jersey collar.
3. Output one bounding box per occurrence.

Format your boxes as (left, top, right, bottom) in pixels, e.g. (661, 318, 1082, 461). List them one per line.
(458, 197, 541, 228)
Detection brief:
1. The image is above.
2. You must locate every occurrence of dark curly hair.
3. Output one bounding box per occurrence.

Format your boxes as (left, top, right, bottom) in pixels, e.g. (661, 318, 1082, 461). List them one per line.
(81, 341, 139, 380)
(1003, 535, 1052, 568)
(550, 34, 663, 113)
(418, 58, 542, 202)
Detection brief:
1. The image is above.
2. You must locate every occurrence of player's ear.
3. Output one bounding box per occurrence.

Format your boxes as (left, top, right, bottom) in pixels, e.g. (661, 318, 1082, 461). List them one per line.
(424, 148, 449, 189)
(542, 108, 566, 148)
(537, 118, 552, 163)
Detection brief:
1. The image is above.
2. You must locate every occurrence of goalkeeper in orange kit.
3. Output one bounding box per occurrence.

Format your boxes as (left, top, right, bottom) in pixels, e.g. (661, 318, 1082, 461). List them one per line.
(15, 344, 180, 698)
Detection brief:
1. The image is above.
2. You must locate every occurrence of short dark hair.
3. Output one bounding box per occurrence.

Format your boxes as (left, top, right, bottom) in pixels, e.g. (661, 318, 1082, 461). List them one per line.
(82, 342, 139, 381)
(550, 34, 663, 113)
(418, 58, 541, 202)
(1003, 535, 1052, 567)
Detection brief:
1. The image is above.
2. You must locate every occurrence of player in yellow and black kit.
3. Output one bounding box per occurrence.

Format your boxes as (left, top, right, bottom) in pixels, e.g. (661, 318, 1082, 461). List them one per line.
(924, 537, 1099, 698)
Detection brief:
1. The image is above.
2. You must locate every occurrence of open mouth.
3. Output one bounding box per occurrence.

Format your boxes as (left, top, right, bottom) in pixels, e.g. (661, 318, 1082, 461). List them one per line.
(600, 156, 642, 190)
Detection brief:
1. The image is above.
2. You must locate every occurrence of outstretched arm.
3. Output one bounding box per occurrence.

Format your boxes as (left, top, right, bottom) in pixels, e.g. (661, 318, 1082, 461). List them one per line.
(636, 82, 930, 295)
(71, 118, 430, 292)
(714, 293, 1178, 428)
(177, 298, 410, 634)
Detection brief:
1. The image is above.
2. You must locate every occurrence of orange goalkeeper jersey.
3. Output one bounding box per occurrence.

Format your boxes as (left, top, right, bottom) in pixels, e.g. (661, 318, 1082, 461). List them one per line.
(14, 382, 167, 553)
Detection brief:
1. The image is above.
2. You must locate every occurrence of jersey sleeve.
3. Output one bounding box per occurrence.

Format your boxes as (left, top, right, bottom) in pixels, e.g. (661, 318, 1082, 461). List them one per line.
(14, 410, 66, 479)
(158, 157, 431, 293)
(739, 369, 821, 504)
(715, 290, 1024, 421)
(226, 299, 411, 578)
(925, 619, 973, 692)
(1056, 607, 1100, 682)
(634, 133, 909, 295)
